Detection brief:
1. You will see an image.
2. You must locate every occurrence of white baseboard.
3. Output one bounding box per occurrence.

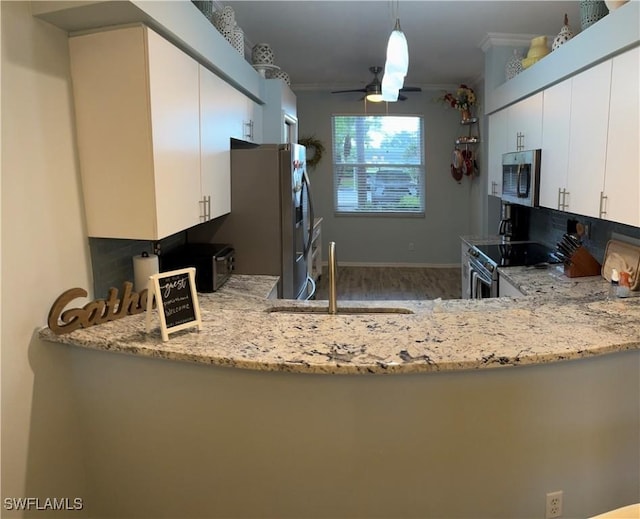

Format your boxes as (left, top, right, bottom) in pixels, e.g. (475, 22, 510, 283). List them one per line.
(319, 261, 461, 268)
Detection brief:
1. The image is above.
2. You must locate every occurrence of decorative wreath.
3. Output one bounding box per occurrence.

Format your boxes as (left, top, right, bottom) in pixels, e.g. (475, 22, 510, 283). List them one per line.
(298, 136, 325, 168)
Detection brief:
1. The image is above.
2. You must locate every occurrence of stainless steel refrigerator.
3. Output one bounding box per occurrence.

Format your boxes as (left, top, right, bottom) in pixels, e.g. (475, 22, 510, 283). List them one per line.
(211, 142, 315, 299)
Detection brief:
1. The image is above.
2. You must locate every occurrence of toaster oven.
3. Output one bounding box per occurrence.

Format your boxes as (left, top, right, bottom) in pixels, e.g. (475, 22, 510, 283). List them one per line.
(159, 243, 234, 293)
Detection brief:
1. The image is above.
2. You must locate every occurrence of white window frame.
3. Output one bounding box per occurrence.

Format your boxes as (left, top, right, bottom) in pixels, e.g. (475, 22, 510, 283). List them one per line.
(332, 114, 425, 216)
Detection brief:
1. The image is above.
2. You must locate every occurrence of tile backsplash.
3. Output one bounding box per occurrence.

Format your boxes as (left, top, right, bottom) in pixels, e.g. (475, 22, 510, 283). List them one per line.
(90, 206, 640, 297)
(89, 232, 186, 298)
(527, 206, 640, 263)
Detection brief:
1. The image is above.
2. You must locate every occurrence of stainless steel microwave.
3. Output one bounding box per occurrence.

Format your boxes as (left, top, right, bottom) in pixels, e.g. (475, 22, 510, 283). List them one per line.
(501, 149, 541, 207)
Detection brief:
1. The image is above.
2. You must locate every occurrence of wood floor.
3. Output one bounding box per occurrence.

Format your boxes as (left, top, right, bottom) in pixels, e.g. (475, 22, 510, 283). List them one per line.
(313, 266, 462, 301)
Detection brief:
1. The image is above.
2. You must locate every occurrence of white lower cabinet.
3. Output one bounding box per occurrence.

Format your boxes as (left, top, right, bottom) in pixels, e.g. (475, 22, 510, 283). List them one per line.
(498, 274, 523, 298)
(602, 47, 640, 227)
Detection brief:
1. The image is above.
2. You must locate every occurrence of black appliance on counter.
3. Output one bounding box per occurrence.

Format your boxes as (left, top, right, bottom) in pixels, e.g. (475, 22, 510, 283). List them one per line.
(464, 242, 560, 299)
(159, 243, 234, 293)
(498, 202, 529, 242)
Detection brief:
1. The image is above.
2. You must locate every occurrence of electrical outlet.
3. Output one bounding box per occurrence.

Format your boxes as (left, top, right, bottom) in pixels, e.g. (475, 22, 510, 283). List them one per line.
(408, 242, 415, 251)
(546, 490, 563, 518)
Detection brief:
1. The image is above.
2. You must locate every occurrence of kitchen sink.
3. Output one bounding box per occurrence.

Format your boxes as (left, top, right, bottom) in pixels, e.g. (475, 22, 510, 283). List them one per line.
(266, 306, 414, 315)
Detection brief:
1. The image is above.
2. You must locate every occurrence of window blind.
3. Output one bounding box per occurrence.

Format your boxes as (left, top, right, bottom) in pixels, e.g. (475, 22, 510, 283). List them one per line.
(332, 115, 424, 215)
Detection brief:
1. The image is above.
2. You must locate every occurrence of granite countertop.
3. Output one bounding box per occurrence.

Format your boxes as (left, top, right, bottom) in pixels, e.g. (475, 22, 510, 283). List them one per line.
(40, 259, 640, 374)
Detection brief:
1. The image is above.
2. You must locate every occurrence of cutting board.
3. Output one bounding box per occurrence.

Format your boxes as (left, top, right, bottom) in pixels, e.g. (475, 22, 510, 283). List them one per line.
(602, 239, 640, 290)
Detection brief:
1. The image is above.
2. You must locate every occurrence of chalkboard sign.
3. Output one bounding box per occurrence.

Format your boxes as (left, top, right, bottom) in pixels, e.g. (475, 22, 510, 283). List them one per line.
(146, 267, 201, 341)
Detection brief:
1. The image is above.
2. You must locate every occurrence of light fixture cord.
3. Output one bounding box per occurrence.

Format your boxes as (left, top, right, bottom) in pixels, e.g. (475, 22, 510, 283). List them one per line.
(391, 0, 400, 26)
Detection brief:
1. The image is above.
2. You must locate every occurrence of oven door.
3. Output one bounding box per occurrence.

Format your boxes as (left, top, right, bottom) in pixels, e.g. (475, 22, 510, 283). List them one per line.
(468, 259, 498, 299)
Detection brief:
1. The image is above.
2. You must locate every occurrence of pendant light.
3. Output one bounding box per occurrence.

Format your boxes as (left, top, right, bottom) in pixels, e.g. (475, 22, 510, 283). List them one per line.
(381, 2, 409, 102)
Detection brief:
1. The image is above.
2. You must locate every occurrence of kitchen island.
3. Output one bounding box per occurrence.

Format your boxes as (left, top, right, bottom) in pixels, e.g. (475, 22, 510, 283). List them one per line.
(40, 268, 640, 375)
(38, 270, 640, 519)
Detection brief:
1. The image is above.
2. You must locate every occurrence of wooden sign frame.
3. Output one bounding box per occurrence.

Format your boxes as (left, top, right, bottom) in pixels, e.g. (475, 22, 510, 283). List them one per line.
(146, 267, 201, 341)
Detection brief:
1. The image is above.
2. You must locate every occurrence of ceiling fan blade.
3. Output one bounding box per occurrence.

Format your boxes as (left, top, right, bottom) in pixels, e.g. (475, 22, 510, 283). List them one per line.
(331, 88, 367, 94)
(398, 94, 408, 101)
(399, 86, 422, 92)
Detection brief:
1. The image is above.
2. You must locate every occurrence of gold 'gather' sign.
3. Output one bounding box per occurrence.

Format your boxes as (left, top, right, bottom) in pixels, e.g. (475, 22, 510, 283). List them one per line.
(48, 281, 152, 335)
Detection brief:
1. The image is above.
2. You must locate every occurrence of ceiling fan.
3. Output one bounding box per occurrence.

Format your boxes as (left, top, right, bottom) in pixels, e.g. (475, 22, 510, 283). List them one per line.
(331, 66, 421, 102)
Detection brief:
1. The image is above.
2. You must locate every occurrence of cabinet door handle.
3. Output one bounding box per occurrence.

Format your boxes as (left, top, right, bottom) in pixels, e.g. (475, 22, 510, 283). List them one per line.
(243, 120, 254, 141)
(199, 195, 211, 221)
(558, 188, 570, 211)
(557, 187, 563, 210)
(244, 120, 253, 140)
(199, 197, 206, 221)
(599, 191, 608, 218)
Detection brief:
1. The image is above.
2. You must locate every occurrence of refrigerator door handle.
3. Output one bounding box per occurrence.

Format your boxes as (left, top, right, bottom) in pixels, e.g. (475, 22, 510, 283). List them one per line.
(302, 167, 315, 257)
(305, 276, 316, 300)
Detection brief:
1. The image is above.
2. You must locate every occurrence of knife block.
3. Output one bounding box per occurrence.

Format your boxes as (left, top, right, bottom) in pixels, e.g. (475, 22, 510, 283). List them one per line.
(564, 246, 602, 278)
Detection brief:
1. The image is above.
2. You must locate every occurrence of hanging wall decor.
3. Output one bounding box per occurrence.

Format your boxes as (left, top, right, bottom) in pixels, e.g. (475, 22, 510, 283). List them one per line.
(298, 137, 325, 169)
(436, 84, 477, 121)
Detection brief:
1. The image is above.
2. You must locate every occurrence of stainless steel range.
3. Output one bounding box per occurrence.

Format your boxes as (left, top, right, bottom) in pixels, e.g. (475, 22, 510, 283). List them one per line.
(464, 242, 559, 299)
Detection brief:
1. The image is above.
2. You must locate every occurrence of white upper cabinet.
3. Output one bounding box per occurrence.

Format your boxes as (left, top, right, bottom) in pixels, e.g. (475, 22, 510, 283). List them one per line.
(540, 78, 572, 210)
(487, 92, 543, 197)
(70, 25, 202, 240)
(602, 46, 640, 227)
(199, 67, 233, 220)
(506, 92, 543, 151)
(69, 24, 267, 240)
(224, 86, 262, 143)
(565, 60, 612, 218)
(539, 60, 613, 217)
(487, 110, 508, 197)
(199, 66, 263, 219)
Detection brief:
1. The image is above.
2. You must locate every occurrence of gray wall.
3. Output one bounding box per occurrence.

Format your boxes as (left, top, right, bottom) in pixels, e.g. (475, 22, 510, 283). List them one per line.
(61, 343, 639, 519)
(296, 89, 478, 266)
(2, 2, 90, 513)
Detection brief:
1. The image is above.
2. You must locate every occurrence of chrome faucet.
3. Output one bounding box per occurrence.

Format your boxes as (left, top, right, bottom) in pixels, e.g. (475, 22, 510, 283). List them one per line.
(328, 241, 337, 314)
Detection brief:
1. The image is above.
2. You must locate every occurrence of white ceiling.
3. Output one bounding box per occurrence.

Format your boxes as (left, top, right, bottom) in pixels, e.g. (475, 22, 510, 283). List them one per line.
(224, 0, 582, 90)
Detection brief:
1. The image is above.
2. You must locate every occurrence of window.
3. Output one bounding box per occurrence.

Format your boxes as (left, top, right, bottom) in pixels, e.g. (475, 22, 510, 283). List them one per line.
(332, 115, 424, 215)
